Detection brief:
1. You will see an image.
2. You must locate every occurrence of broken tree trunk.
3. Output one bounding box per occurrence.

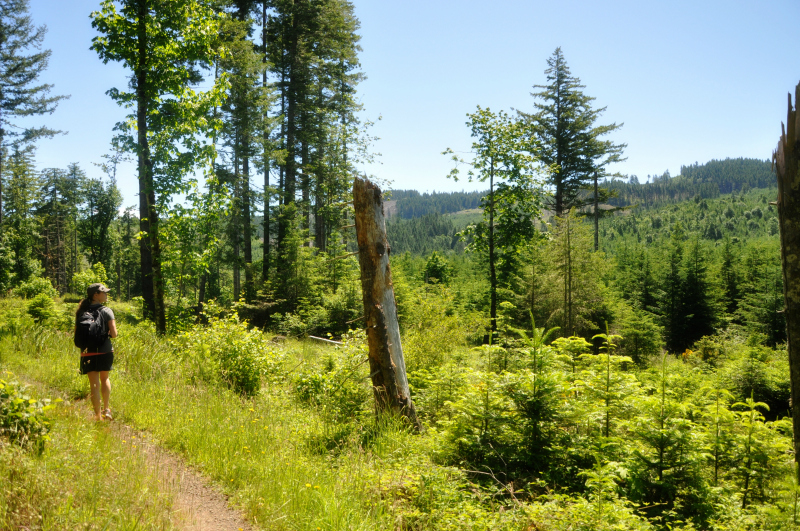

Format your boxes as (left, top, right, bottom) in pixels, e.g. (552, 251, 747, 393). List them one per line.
(774, 81, 800, 479)
(353, 176, 421, 430)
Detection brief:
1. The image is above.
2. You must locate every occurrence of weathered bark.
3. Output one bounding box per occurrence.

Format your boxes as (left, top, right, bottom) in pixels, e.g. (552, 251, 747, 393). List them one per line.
(353, 177, 421, 430)
(775, 81, 800, 479)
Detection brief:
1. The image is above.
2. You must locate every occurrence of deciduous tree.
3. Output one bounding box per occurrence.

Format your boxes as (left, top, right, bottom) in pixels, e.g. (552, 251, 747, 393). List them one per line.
(91, 0, 228, 333)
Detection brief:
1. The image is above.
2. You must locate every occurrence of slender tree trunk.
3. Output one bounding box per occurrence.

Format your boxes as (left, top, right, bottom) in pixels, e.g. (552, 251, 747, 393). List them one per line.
(594, 171, 599, 252)
(233, 150, 241, 301)
(353, 177, 421, 430)
(135, 0, 164, 331)
(243, 155, 253, 301)
(489, 157, 497, 339)
(262, 0, 270, 283)
(775, 81, 800, 481)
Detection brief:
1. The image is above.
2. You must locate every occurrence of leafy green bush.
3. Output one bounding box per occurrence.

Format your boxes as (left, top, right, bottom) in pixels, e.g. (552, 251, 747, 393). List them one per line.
(26, 293, 56, 323)
(69, 263, 108, 296)
(0, 374, 59, 454)
(12, 277, 56, 299)
(174, 313, 286, 396)
(293, 330, 370, 422)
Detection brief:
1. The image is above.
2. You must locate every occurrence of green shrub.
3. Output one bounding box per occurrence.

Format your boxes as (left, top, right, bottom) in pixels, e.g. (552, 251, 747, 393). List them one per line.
(69, 263, 108, 296)
(26, 293, 56, 323)
(293, 330, 370, 422)
(0, 374, 59, 454)
(174, 313, 286, 396)
(12, 277, 56, 299)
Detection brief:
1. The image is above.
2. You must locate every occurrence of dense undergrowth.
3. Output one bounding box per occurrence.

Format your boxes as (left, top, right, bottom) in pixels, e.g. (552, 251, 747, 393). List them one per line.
(1, 295, 798, 530)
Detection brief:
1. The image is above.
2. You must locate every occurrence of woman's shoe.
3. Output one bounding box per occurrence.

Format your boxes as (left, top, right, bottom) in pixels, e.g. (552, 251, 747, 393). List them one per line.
(102, 409, 113, 421)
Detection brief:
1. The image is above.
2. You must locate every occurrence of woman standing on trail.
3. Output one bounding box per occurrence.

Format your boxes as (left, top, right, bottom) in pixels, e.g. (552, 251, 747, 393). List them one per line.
(75, 283, 118, 421)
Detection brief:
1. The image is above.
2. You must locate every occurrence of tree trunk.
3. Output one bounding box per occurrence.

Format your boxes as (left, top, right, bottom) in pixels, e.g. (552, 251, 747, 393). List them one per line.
(136, 0, 159, 328)
(594, 171, 599, 252)
(243, 155, 253, 301)
(775, 81, 800, 480)
(262, 0, 270, 283)
(353, 177, 421, 430)
(488, 158, 497, 339)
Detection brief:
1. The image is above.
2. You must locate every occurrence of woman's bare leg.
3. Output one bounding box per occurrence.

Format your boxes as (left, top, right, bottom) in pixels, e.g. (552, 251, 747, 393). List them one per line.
(87, 371, 102, 420)
(99, 371, 111, 413)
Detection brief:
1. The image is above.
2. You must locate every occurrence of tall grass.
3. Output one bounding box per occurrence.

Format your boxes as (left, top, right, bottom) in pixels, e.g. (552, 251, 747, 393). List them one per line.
(0, 380, 179, 530)
(0, 315, 402, 530)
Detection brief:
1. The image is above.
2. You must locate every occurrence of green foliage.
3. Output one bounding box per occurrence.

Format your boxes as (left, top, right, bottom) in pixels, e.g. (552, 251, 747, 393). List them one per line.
(388, 188, 484, 219)
(424, 251, 453, 284)
(401, 283, 484, 372)
(519, 47, 625, 217)
(0, 374, 58, 454)
(26, 293, 56, 323)
(12, 276, 56, 299)
(293, 331, 370, 423)
(0, 235, 14, 294)
(606, 158, 775, 208)
(174, 312, 286, 396)
(69, 262, 108, 296)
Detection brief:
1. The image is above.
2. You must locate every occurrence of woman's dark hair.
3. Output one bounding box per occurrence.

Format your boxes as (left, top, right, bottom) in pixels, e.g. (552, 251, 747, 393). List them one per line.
(75, 298, 93, 321)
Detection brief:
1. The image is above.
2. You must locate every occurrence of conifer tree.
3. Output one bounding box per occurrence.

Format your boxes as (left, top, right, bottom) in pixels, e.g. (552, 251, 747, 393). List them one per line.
(0, 0, 68, 226)
(519, 48, 625, 217)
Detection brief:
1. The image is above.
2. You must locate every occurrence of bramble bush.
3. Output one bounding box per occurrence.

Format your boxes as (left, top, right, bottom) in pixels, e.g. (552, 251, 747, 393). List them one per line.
(0, 374, 59, 454)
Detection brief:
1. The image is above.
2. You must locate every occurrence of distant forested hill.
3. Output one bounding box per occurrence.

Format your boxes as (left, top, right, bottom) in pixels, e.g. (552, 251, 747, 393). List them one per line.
(388, 189, 485, 218)
(606, 157, 773, 208)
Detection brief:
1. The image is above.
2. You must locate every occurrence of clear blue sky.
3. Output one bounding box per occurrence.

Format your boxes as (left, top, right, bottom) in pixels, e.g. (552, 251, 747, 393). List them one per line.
(23, 0, 800, 209)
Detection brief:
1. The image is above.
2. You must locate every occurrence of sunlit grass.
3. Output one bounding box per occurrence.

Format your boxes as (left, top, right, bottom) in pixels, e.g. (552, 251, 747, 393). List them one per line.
(0, 379, 178, 530)
(0, 317, 404, 530)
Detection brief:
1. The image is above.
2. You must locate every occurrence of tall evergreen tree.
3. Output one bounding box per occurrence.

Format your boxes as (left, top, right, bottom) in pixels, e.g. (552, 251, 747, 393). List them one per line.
(37, 166, 80, 292)
(657, 228, 688, 353)
(0, 0, 68, 226)
(682, 238, 717, 345)
(518, 47, 625, 217)
(217, 1, 273, 302)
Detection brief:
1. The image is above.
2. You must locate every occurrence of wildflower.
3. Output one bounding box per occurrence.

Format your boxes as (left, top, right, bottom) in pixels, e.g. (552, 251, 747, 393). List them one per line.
(306, 483, 312, 488)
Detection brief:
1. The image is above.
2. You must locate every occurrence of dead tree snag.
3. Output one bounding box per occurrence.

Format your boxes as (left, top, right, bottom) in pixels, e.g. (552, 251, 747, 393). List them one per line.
(353, 177, 421, 430)
(774, 81, 800, 476)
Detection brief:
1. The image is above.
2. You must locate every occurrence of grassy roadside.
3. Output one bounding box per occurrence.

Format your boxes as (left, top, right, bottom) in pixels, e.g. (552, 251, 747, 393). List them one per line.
(0, 372, 179, 530)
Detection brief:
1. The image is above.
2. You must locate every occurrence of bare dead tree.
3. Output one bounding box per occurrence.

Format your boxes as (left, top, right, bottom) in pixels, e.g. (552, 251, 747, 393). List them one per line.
(774, 81, 800, 479)
(353, 176, 421, 430)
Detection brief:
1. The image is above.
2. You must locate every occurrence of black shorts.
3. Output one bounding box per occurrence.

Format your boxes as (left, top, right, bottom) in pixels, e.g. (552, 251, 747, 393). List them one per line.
(80, 352, 114, 375)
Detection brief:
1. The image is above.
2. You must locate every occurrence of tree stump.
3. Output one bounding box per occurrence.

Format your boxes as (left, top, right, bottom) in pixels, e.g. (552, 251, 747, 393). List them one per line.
(774, 81, 800, 477)
(353, 177, 421, 430)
